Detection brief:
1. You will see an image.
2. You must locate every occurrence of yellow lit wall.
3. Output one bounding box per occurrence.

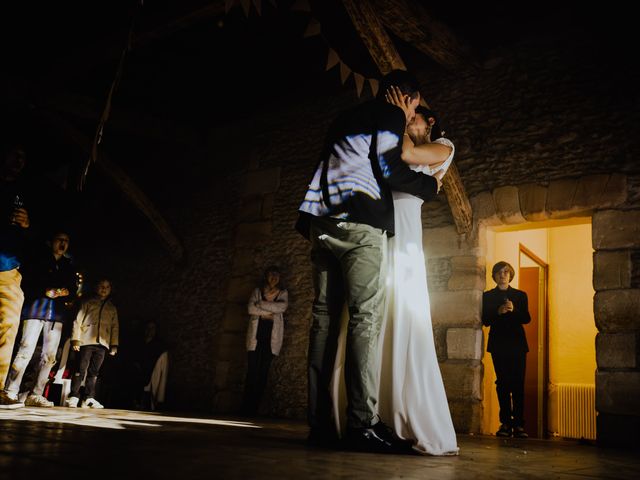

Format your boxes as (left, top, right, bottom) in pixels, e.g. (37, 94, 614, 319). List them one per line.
(548, 223, 596, 384)
(546, 223, 596, 434)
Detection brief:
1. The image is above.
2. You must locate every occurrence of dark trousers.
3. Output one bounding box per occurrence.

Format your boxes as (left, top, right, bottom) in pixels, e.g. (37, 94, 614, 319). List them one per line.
(70, 345, 107, 399)
(241, 343, 274, 415)
(491, 351, 527, 427)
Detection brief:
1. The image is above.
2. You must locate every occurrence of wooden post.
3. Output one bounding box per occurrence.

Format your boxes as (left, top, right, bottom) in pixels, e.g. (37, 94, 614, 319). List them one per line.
(341, 0, 473, 234)
(341, 0, 405, 73)
(441, 163, 473, 234)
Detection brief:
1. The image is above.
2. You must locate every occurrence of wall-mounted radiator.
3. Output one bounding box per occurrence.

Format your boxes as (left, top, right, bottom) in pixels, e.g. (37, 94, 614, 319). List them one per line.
(557, 383, 596, 440)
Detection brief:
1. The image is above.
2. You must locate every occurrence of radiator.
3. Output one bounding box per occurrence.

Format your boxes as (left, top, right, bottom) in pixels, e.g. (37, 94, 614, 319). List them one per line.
(557, 383, 596, 440)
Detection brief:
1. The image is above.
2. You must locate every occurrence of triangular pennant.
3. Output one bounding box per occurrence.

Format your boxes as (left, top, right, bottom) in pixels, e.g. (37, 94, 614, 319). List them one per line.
(326, 48, 339, 71)
(340, 62, 351, 84)
(252, 0, 262, 15)
(354, 73, 365, 97)
(304, 18, 321, 37)
(225, 0, 237, 13)
(240, 0, 251, 16)
(291, 0, 311, 12)
(369, 78, 379, 97)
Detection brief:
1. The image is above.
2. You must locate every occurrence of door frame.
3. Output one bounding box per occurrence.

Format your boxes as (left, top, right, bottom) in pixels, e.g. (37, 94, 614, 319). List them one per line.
(519, 243, 549, 438)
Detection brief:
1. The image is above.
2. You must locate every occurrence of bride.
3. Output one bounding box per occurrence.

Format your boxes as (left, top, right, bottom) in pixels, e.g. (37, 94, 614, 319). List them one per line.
(331, 87, 459, 455)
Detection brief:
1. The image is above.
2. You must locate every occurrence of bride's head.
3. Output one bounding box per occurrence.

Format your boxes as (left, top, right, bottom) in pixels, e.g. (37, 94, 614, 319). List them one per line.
(407, 106, 443, 145)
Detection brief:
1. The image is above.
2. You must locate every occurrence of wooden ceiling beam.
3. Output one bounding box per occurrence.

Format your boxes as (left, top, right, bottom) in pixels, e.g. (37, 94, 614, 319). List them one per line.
(341, 0, 406, 73)
(32, 108, 185, 262)
(371, 0, 471, 70)
(341, 0, 473, 234)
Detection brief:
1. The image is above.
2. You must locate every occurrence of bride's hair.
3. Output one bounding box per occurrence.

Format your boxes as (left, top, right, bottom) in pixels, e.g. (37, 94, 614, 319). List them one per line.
(415, 106, 445, 141)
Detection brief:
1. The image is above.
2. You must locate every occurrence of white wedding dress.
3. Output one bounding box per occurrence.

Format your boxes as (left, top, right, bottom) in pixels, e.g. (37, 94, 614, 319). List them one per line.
(331, 138, 459, 455)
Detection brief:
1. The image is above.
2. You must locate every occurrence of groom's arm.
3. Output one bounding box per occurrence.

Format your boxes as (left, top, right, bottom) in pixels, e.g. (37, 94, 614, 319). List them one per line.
(376, 104, 438, 201)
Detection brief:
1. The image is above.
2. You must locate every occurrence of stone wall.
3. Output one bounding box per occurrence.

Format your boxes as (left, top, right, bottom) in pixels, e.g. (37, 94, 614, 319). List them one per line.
(592, 208, 640, 447)
(92, 28, 639, 444)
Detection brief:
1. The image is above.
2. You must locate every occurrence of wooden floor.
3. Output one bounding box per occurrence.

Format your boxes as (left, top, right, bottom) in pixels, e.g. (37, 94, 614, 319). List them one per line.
(1, 408, 639, 479)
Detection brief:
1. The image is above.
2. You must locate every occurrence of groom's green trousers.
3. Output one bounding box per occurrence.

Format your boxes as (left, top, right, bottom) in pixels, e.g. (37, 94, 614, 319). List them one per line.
(307, 216, 387, 430)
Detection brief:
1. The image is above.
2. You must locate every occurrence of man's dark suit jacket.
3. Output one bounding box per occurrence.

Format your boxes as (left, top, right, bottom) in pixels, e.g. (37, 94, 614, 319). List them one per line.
(482, 286, 531, 354)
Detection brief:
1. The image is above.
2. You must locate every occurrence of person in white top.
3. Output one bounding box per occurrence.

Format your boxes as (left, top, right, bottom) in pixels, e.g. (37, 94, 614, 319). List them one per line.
(332, 88, 459, 455)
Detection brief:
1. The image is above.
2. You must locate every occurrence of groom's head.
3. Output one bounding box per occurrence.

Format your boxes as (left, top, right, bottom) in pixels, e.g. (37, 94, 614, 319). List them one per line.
(378, 70, 420, 103)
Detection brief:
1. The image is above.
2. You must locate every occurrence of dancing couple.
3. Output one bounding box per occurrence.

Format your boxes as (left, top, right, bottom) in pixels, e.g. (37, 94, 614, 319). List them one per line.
(296, 70, 458, 455)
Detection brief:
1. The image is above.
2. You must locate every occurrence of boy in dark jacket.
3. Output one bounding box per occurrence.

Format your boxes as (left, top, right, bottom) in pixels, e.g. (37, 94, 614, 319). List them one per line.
(482, 261, 531, 438)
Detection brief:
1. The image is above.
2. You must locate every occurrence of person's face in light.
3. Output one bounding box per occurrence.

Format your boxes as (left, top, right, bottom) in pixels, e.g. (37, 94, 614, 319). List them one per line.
(266, 271, 280, 289)
(406, 113, 435, 146)
(51, 233, 70, 258)
(494, 266, 512, 288)
(97, 280, 112, 300)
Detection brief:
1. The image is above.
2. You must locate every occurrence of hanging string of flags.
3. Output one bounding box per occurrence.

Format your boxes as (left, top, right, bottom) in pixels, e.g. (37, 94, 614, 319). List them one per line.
(224, 0, 379, 98)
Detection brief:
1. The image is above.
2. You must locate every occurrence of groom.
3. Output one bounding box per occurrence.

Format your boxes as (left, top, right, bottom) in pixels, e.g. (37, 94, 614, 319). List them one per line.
(296, 70, 439, 452)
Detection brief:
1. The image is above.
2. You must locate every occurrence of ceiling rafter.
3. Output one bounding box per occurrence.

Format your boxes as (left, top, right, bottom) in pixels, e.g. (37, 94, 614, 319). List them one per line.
(32, 108, 185, 262)
(371, 0, 472, 70)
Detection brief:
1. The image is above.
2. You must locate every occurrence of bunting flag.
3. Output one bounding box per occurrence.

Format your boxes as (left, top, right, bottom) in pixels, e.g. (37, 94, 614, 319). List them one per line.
(354, 72, 364, 97)
(369, 78, 379, 97)
(223, 0, 379, 99)
(326, 48, 340, 70)
(303, 18, 321, 37)
(300, 10, 378, 97)
(340, 62, 351, 84)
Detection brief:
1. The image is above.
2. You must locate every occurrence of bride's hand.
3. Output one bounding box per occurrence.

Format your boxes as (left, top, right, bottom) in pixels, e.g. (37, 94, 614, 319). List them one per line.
(385, 86, 414, 122)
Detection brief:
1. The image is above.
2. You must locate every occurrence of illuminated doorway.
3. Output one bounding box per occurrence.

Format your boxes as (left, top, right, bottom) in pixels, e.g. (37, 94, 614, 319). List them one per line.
(482, 219, 597, 439)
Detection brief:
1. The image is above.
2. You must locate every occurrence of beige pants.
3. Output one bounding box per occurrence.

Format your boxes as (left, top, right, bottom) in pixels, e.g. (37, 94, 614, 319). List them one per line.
(0, 269, 24, 390)
(307, 217, 387, 429)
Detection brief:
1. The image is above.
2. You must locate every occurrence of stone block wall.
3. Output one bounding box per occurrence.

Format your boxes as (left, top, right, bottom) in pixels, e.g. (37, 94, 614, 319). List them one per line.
(424, 226, 485, 432)
(592, 208, 640, 447)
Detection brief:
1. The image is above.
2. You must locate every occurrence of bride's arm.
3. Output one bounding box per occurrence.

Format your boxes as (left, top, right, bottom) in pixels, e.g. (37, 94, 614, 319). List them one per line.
(400, 138, 452, 167)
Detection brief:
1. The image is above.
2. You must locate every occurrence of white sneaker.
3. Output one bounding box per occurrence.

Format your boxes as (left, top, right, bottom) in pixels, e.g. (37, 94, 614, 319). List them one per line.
(65, 396, 79, 408)
(81, 398, 104, 409)
(24, 394, 54, 408)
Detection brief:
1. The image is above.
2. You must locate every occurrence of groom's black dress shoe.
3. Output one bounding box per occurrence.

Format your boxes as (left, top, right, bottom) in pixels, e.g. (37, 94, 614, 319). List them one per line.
(372, 421, 415, 453)
(344, 425, 403, 454)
